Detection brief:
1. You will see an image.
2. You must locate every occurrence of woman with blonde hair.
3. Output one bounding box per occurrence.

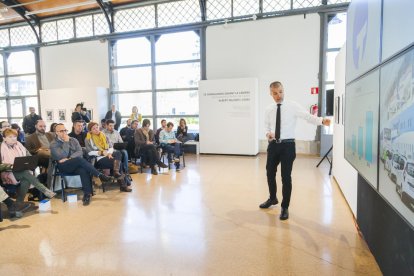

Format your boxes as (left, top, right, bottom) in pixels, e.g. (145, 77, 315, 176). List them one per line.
(84, 122, 132, 192)
(130, 106, 142, 125)
(0, 128, 56, 202)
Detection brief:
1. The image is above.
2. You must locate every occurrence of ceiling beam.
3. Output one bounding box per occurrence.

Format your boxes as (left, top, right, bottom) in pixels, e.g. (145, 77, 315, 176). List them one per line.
(95, 0, 114, 33)
(1, 0, 40, 42)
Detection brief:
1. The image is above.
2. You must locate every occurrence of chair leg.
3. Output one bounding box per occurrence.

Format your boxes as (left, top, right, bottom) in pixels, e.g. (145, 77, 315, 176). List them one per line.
(61, 178, 66, 202)
(0, 203, 3, 222)
(182, 152, 185, 167)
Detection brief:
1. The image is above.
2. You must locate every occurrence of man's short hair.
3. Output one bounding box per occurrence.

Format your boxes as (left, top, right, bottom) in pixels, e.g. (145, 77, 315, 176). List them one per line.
(74, 120, 84, 124)
(161, 119, 166, 124)
(131, 120, 139, 125)
(101, 119, 106, 124)
(269, 81, 283, 88)
(35, 120, 44, 126)
(167, 122, 174, 128)
(106, 119, 115, 125)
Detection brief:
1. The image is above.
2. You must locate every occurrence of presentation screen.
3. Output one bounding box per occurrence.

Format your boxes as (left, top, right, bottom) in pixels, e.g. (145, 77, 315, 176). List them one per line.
(199, 78, 259, 155)
(379, 48, 414, 227)
(382, 0, 414, 61)
(346, 0, 382, 83)
(345, 70, 379, 187)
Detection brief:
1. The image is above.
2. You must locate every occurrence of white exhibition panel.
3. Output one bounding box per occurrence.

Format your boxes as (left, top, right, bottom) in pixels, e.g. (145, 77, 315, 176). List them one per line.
(40, 40, 109, 90)
(199, 78, 258, 155)
(382, 0, 414, 60)
(206, 14, 320, 143)
(346, 0, 382, 83)
(332, 46, 358, 217)
(39, 87, 108, 131)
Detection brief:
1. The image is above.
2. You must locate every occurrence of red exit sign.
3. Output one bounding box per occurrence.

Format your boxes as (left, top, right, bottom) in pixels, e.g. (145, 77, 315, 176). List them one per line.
(311, 87, 319, 94)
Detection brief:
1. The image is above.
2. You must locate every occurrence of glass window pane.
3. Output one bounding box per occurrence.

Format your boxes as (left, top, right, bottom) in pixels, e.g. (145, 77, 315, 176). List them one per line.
(233, 0, 259, 17)
(326, 51, 338, 82)
(42, 21, 57, 42)
(327, 13, 347, 49)
(115, 93, 153, 116)
(112, 67, 152, 91)
(0, 55, 3, 76)
(114, 37, 151, 66)
(10, 26, 38, 46)
(24, 97, 39, 115)
(57, 19, 74, 40)
(8, 75, 37, 96)
(156, 63, 200, 89)
(263, 0, 290, 13)
(293, 0, 321, 9)
(157, 0, 201, 27)
(0, 100, 6, 117)
(7, 51, 36, 75)
(157, 90, 199, 115)
(206, 0, 231, 20)
(0, 77, 5, 96)
(156, 32, 200, 62)
(0, 29, 10, 48)
(75, 15, 93, 38)
(10, 99, 23, 117)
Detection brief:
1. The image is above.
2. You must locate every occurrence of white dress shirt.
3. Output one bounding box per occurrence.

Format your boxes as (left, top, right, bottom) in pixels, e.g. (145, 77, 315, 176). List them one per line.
(264, 99, 323, 140)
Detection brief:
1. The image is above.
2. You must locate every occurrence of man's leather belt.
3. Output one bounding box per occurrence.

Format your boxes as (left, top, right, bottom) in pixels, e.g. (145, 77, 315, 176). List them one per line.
(271, 139, 295, 144)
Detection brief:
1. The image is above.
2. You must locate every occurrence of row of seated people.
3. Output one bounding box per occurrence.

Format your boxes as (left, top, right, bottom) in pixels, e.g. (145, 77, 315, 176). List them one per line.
(0, 116, 188, 218)
(0, 120, 133, 218)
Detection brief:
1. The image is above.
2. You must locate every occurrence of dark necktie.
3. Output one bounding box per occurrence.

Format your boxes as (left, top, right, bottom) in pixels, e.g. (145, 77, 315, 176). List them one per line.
(276, 104, 281, 140)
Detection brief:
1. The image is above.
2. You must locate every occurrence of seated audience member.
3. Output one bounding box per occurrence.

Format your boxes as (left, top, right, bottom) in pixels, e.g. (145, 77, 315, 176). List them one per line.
(120, 119, 131, 141)
(0, 185, 31, 218)
(22, 107, 42, 135)
(125, 120, 139, 159)
(155, 119, 167, 144)
(0, 129, 56, 202)
(0, 121, 11, 143)
(103, 119, 129, 176)
(25, 120, 54, 168)
(85, 122, 132, 192)
(69, 120, 87, 148)
(159, 122, 182, 171)
(11, 124, 25, 144)
(176, 118, 189, 143)
(99, 119, 107, 131)
(134, 119, 168, 175)
(49, 123, 58, 135)
(71, 103, 90, 123)
(50, 124, 113, 206)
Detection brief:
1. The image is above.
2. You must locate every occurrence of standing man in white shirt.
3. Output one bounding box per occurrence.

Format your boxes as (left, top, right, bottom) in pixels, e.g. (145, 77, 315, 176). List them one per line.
(260, 81, 331, 220)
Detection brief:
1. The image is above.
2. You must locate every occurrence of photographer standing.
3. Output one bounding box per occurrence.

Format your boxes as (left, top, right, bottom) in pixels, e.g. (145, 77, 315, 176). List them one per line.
(71, 103, 91, 124)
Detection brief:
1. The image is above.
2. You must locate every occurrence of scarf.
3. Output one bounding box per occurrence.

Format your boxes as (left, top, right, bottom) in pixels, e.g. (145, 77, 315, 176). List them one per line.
(86, 132, 108, 151)
(0, 141, 26, 185)
(142, 128, 149, 141)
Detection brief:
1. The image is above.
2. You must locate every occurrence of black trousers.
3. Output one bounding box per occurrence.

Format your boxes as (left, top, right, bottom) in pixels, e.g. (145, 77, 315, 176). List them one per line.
(57, 157, 99, 195)
(266, 141, 296, 209)
(139, 144, 159, 166)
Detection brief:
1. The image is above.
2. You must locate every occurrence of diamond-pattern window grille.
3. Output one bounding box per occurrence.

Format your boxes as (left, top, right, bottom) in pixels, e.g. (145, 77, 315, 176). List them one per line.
(114, 6, 155, 33)
(233, 0, 259, 17)
(41, 21, 57, 42)
(293, 0, 321, 9)
(207, 0, 232, 20)
(0, 29, 10, 47)
(93, 13, 110, 35)
(76, 15, 93, 38)
(57, 19, 74, 40)
(327, 0, 350, 4)
(10, 26, 38, 46)
(263, 0, 291, 13)
(158, 0, 201, 27)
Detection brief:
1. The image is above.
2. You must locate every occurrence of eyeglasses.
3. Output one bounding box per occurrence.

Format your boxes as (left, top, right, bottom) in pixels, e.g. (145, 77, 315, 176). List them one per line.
(57, 129, 68, 133)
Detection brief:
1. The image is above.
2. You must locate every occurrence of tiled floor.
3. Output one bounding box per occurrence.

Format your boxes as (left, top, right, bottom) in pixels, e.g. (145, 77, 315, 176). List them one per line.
(0, 154, 381, 275)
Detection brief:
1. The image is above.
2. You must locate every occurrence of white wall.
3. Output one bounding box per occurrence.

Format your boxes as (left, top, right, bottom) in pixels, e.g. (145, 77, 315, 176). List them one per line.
(39, 87, 109, 131)
(40, 40, 109, 90)
(206, 14, 321, 148)
(332, 46, 358, 217)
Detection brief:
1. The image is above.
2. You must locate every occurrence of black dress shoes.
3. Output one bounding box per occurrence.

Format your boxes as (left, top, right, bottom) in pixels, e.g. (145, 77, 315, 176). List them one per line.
(280, 208, 289, 220)
(99, 173, 113, 183)
(259, 198, 279, 209)
(82, 194, 91, 206)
